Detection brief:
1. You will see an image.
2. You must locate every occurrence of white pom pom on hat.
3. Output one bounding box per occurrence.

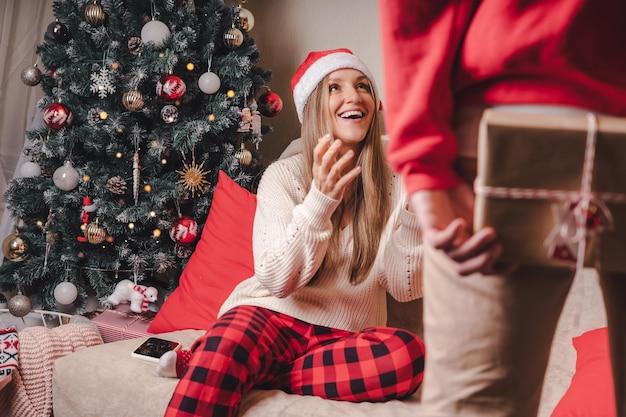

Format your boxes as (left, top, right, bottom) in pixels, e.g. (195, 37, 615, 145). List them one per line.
(290, 48, 379, 124)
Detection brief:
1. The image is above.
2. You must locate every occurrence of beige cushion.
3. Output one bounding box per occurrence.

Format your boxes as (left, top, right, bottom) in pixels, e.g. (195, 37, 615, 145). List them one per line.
(53, 330, 203, 417)
(52, 327, 422, 417)
(52, 297, 423, 417)
(52, 327, 423, 417)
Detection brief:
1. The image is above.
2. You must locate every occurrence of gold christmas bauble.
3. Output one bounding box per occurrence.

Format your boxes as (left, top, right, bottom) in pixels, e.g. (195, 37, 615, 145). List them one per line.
(85, 221, 106, 244)
(238, 7, 255, 32)
(85, 3, 105, 26)
(2, 232, 30, 262)
(223, 27, 243, 49)
(8, 294, 32, 317)
(122, 89, 144, 111)
(235, 143, 252, 166)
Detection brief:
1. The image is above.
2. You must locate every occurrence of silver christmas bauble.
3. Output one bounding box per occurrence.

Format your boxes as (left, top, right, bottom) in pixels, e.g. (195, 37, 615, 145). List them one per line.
(8, 294, 31, 317)
(21, 65, 42, 86)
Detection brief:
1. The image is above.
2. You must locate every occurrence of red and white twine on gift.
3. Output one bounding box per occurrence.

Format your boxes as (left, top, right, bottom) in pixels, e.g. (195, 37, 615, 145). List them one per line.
(475, 113, 625, 271)
(572, 113, 599, 271)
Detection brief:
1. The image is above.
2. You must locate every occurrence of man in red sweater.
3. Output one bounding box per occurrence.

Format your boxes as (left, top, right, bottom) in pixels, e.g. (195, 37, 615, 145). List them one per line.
(379, 1, 626, 416)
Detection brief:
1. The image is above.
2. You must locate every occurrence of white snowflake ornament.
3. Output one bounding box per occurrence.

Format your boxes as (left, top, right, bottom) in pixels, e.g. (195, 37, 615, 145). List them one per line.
(90, 66, 116, 99)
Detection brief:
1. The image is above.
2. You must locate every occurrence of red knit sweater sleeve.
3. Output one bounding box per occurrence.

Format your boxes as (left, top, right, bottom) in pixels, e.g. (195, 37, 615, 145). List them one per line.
(379, 0, 475, 195)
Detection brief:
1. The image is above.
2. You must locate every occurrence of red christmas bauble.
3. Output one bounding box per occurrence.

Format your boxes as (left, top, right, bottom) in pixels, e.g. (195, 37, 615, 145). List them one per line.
(43, 102, 73, 130)
(156, 74, 186, 101)
(257, 91, 283, 117)
(169, 215, 198, 244)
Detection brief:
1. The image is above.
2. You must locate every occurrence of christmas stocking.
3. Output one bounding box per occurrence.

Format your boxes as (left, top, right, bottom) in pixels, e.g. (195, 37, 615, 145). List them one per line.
(0, 326, 18, 389)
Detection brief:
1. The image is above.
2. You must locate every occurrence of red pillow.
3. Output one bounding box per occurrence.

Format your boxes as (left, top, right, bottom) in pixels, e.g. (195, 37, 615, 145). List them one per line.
(551, 327, 616, 417)
(147, 171, 256, 333)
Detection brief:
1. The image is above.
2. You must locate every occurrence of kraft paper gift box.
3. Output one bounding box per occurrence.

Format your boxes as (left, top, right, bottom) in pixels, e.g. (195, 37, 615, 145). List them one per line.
(474, 109, 626, 273)
(90, 304, 156, 343)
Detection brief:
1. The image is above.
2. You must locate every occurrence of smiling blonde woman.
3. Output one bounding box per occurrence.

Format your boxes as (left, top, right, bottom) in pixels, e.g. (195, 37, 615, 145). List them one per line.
(161, 49, 425, 417)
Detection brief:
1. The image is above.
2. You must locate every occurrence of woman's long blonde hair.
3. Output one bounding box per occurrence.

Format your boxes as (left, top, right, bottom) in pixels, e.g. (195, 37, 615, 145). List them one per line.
(300, 73, 391, 284)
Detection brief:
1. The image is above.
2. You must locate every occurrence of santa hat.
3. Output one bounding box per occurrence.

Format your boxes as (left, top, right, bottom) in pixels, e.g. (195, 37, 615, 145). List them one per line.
(291, 48, 379, 124)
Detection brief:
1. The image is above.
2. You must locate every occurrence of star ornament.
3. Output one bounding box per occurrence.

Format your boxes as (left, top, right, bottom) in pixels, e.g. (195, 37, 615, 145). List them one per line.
(176, 159, 210, 197)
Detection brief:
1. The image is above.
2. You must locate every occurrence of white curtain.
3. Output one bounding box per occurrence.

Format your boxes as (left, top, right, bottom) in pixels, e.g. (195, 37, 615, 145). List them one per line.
(0, 0, 54, 247)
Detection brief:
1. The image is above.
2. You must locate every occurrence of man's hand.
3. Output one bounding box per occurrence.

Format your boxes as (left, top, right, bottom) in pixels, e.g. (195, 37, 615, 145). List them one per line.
(410, 184, 502, 276)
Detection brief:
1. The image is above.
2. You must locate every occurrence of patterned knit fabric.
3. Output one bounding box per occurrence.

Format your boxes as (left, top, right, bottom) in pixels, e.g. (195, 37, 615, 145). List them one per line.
(0, 323, 102, 417)
(0, 327, 18, 378)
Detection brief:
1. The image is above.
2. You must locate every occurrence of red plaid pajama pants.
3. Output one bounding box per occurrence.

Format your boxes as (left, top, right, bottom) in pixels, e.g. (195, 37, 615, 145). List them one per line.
(164, 305, 425, 417)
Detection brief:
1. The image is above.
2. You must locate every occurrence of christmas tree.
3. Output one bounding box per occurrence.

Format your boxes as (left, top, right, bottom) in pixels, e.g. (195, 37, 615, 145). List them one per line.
(0, 0, 280, 314)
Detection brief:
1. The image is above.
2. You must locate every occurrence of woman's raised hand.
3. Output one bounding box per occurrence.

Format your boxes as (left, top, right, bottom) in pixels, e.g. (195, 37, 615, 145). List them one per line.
(313, 134, 362, 200)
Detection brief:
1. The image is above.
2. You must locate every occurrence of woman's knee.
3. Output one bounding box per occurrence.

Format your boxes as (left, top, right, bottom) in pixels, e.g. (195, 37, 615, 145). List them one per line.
(364, 326, 425, 355)
(369, 328, 425, 399)
(363, 327, 425, 380)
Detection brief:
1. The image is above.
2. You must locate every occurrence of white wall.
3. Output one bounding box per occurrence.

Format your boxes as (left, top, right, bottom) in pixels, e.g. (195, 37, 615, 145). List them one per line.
(0, 0, 54, 239)
(0, 1, 53, 182)
(243, 0, 383, 163)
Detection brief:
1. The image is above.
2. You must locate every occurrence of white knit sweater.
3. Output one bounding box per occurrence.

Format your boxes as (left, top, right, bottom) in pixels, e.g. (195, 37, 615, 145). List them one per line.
(219, 153, 423, 332)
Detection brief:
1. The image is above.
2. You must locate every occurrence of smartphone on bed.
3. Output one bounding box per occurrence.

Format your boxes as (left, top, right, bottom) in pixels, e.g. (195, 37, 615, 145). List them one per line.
(131, 337, 182, 363)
